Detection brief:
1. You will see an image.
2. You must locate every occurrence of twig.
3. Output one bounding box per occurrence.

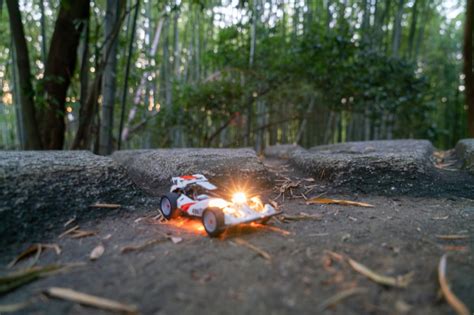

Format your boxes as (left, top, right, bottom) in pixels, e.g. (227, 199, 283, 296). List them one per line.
(45, 287, 138, 314)
(120, 238, 166, 254)
(90, 203, 121, 209)
(318, 287, 368, 311)
(436, 235, 469, 240)
(348, 258, 413, 288)
(59, 225, 80, 238)
(233, 238, 271, 261)
(438, 254, 470, 315)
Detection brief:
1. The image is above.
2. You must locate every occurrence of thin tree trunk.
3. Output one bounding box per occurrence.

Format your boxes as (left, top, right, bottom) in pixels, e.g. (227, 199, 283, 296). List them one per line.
(122, 17, 164, 142)
(464, 0, 474, 137)
(407, 0, 419, 58)
(10, 37, 24, 148)
(39, 0, 90, 149)
(118, 0, 140, 150)
(39, 0, 47, 65)
(295, 96, 315, 144)
(391, 0, 405, 57)
(79, 17, 89, 133)
(6, 0, 42, 149)
(99, 0, 122, 155)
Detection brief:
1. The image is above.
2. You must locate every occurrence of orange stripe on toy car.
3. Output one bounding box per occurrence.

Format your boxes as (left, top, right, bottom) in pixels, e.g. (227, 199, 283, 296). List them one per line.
(181, 175, 196, 180)
(181, 202, 196, 212)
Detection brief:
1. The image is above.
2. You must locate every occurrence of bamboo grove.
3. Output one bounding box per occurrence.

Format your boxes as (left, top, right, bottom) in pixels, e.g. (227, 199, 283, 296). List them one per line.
(0, 0, 472, 152)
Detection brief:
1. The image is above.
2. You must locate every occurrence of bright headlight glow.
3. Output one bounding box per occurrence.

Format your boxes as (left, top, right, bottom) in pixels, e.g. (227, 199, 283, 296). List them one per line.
(232, 192, 247, 204)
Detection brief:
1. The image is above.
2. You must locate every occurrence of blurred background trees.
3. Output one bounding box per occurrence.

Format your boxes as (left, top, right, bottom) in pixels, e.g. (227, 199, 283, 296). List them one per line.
(0, 0, 472, 152)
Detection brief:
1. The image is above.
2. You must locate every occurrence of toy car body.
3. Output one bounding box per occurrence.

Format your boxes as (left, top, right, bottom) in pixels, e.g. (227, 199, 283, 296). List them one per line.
(159, 174, 280, 237)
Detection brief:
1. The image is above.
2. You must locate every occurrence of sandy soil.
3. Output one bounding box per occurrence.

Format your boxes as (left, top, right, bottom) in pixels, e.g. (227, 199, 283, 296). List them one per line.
(0, 159, 473, 315)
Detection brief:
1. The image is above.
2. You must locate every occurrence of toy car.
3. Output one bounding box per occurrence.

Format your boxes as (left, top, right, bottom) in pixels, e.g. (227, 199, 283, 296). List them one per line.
(159, 174, 280, 237)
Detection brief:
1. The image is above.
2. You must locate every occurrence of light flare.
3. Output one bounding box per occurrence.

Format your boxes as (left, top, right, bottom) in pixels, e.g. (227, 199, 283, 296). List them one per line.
(232, 192, 247, 204)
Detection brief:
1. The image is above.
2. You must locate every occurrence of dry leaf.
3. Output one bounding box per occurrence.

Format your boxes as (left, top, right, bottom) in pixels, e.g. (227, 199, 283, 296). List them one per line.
(233, 238, 271, 261)
(89, 203, 121, 209)
(170, 237, 183, 244)
(348, 258, 413, 288)
(438, 254, 470, 315)
(59, 226, 97, 239)
(278, 213, 322, 222)
(436, 235, 469, 240)
(306, 197, 374, 208)
(0, 265, 65, 295)
(59, 225, 80, 238)
(45, 287, 138, 314)
(90, 245, 105, 261)
(318, 287, 367, 311)
(121, 238, 166, 254)
(8, 244, 61, 268)
(0, 300, 31, 313)
(64, 217, 76, 227)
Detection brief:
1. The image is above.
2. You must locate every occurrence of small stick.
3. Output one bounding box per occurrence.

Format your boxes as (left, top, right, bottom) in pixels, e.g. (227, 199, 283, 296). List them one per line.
(90, 203, 121, 209)
(436, 235, 469, 240)
(59, 226, 80, 238)
(233, 238, 271, 261)
(438, 254, 470, 315)
(318, 287, 367, 311)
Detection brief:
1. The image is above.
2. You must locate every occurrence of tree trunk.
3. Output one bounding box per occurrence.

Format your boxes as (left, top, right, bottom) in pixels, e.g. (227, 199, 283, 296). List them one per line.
(6, 0, 42, 149)
(407, 0, 419, 59)
(39, 0, 48, 65)
(39, 0, 90, 149)
(391, 0, 405, 57)
(464, 0, 474, 137)
(121, 17, 164, 142)
(118, 0, 140, 150)
(99, 0, 122, 155)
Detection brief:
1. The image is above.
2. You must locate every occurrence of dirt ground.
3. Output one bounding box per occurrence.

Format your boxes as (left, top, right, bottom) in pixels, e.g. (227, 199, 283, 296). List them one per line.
(0, 159, 473, 315)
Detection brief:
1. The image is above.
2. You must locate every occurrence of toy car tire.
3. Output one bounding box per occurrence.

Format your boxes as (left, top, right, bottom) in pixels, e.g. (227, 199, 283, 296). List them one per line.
(202, 208, 224, 237)
(160, 193, 179, 220)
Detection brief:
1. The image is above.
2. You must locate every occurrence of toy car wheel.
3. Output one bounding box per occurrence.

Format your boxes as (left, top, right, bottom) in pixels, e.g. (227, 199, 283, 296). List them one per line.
(202, 208, 224, 237)
(160, 193, 179, 220)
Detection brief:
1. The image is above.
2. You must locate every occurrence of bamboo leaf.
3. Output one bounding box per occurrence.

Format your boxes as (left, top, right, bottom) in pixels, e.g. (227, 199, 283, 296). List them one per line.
(306, 197, 374, 208)
(45, 287, 138, 314)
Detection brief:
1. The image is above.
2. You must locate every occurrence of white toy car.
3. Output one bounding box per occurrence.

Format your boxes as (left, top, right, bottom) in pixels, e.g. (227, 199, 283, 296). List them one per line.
(160, 174, 280, 237)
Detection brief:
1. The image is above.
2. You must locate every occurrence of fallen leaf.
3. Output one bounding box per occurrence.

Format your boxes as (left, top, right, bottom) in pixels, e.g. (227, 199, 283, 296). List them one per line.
(0, 300, 31, 313)
(45, 287, 138, 314)
(306, 197, 374, 208)
(8, 244, 61, 268)
(90, 245, 105, 261)
(121, 238, 166, 254)
(348, 258, 413, 288)
(443, 246, 468, 252)
(436, 235, 469, 240)
(278, 213, 323, 222)
(59, 225, 80, 238)
(318, 287, 367, 311)
(438, 254, 470, 315)
(170, 237, 183, 244)
(64, 217, 76, 227)
(59, 226, 97, 239)
(0, 265, 65, 295)
(233, 238, 271, 261)
(89, 203, 121, 209)
(432, 215, 449, 220)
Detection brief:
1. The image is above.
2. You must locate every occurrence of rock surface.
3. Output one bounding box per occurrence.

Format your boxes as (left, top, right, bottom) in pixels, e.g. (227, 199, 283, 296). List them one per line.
(289, 140, 437, 194)
(264, 144, 302, 159)
(112, 148, 270, 195)
(0, 151, 145, 246)
(456, 139, 474, 173)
